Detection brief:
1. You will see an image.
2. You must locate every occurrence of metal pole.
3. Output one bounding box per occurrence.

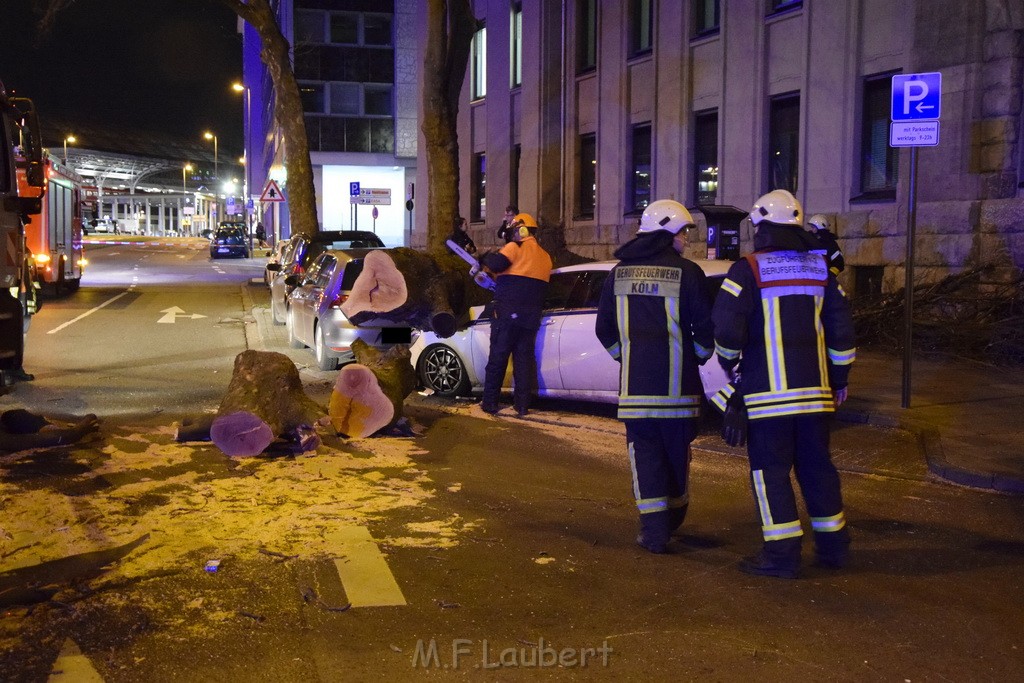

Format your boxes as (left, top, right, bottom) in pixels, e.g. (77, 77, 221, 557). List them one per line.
(901, 147, 918, 409)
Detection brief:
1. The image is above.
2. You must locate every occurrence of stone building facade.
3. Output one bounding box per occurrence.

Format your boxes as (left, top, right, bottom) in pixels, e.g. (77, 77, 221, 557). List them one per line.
(422, 0, 1023, 294)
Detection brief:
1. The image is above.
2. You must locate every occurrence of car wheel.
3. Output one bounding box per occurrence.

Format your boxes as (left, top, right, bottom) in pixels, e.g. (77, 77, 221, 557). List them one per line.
(314, 323, 339, 371)
(287, 310, 304, 349)
(419, 344, 471, 397)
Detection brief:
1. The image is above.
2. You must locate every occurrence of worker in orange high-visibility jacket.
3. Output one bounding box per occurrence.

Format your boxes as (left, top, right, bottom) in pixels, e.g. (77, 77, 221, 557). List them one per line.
(711, 189, 856, 579)
(478, 213, 552, 417)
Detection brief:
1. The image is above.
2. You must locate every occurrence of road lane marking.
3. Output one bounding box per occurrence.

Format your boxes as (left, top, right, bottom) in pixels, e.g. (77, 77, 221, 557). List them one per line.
(157, 306, 207, 324)
(48, 639, 104, 682)
(47, 292, 129, 335)
(327, 526, 406, 607)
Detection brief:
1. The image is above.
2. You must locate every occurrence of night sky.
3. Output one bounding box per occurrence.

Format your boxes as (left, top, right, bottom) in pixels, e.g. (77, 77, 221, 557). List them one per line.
(0, 0, 243, 151)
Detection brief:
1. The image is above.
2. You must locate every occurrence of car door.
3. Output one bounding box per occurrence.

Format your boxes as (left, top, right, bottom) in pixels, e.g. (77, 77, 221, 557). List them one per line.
(555, 268, 621, 398)
(293, 254, 334, 346)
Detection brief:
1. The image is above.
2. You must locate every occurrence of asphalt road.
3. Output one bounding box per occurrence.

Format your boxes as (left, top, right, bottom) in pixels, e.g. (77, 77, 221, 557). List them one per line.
(1, 239, 1022, 681)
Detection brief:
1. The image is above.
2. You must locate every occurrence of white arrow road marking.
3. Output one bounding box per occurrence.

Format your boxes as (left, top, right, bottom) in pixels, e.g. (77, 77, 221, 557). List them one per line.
(157, 307, 207, 324)
(48, 639, 104, 682)
(327, 526, 406, 607)
(47, 292, 129, 335)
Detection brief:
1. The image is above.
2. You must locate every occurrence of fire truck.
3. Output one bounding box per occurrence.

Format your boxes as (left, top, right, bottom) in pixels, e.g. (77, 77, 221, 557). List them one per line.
(1, 78, 45, 386)
(20, 152, 85, 294)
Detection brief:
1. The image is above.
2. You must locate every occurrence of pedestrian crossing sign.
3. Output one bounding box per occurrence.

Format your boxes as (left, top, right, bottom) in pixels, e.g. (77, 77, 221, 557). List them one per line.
(260, 179, 285, 203)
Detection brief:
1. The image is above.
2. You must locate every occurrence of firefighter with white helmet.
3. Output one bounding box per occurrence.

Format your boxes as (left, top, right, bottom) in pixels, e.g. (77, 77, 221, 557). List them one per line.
(595, 199, 714, 553)
(807, 213, 845, 275)
(711, 189, 856, 578)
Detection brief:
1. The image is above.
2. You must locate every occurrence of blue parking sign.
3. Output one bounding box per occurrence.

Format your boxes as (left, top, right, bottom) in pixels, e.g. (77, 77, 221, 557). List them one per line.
(350, 182, 360, 197)
(891, 72, 941, 122)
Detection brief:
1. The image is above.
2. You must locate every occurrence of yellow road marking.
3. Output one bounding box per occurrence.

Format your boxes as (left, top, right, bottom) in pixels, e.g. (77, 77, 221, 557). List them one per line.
(326, 526, 406, 607)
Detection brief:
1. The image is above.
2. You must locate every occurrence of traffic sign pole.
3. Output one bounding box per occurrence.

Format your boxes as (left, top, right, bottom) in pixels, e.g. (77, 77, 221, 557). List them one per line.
(903, 148, 918, 409)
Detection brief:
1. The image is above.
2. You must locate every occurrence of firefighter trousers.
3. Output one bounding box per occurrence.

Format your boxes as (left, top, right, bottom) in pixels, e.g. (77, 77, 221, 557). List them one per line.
(482, 318, 539, 412)
(625, 419, 697, 546)
(747, 413, 850, 565)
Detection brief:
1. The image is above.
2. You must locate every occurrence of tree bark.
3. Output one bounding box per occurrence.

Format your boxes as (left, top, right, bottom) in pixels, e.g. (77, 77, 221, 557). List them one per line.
(327, 340, 417, 438)
(211, 350, 325, 457)
(422, 0, 480, 256)
(341, 248, 491, 337)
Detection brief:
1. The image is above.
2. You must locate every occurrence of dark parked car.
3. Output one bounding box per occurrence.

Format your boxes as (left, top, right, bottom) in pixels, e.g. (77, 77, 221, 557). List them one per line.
(266, 230, 385, 325)
(209, 223, 249, 259)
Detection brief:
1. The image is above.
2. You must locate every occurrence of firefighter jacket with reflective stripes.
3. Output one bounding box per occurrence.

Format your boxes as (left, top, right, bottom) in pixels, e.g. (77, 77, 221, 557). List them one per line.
(711, 235, 856, 421)
(481, 235, 552, 328)
(595, 232, 714, 420)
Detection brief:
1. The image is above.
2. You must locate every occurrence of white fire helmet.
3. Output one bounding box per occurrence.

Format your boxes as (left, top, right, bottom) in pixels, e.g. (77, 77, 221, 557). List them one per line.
(807, 213, 830, 232)
(637, 199, 695, 235)
(750, 189, 803, 227)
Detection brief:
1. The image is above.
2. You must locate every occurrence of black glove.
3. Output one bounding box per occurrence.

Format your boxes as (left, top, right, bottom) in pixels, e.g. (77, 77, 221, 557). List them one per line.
(721, 390, 747, 447)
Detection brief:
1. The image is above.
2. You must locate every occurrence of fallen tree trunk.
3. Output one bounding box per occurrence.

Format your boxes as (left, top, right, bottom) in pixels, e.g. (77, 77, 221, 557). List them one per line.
(328, 339, 417, 438)
(211, 351, 326, 457)
(341, 248, 491, 338)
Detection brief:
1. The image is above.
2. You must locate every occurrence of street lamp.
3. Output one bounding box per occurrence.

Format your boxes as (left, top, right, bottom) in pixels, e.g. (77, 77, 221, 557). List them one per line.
(203, 131, 218, 180)
(182, 164, 193, 235)
(63, 134, 76, 163)
(232, 81, 253, 252)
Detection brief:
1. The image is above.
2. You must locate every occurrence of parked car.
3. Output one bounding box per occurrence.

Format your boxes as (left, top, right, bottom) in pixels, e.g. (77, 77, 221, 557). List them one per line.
(264, 240, 292, 286)
(284, 250, 414, 370)
(209, 223, 249, 259)
(409, 259, 733, 402)
(266, 230, 385, 325)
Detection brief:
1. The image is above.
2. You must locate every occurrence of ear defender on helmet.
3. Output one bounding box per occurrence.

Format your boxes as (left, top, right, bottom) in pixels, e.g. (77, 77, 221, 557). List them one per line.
(511, 213, 538, 238)
(519, 225, 530, 238)
(750, 189, 803, 227)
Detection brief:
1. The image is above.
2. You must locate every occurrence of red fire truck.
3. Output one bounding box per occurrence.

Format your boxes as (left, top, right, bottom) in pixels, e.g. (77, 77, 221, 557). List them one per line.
(20, 152, 85, 293)
(1, 78, 44, 386)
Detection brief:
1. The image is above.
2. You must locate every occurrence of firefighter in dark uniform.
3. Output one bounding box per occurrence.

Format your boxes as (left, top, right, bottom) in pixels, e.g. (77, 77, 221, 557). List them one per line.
(711, 189, 856, 578)
(807, 213, 845, 276)
(595, 200, 714, 553)
(478, 213, 552, 416)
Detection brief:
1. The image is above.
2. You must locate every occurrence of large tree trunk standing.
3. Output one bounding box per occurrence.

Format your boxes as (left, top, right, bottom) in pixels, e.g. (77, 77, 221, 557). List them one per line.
(422, 0, 480, 256)
(218, 0, 319, 238)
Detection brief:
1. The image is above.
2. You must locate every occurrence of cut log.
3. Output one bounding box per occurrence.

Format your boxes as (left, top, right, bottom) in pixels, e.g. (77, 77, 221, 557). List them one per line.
(328, 339, 417, 437)
(341, 248, 491, 338)
(211, 350, 325, 457)
(0, 410, 99, 453)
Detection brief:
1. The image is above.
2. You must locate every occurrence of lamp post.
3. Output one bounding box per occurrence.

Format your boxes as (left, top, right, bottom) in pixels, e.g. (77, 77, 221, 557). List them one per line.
(63, 134, 76, 164)
(182, 163, 193, 235)
(203, 131, 218, 180)
(232, 81, 253, 254)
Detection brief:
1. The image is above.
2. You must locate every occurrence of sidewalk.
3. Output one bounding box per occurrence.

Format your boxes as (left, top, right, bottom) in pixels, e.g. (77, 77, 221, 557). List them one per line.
(839, 349, 1024, 494)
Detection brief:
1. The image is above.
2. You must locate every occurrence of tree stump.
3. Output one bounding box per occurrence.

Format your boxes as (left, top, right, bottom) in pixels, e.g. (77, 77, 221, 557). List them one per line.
(211, 350, 325, 457)
(341, 248, 491, 338)
(328, 339, 417, 438)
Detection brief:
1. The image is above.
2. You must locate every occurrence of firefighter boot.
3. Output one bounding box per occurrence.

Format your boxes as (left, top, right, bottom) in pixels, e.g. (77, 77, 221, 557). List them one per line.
(739, 538, 801, 579)
(814, 527, 851, 569)
(636, 512, 671, 554)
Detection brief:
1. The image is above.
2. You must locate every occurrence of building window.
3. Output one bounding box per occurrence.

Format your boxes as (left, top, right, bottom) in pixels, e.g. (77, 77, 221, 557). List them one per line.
(330, 13, 359, 44)
(578, 133, 597, 218)
(363, 14, 392, 46)
(472, 153, 487, 222)
(860, 73, 899, 195)
(693, 0, 719, 36)
(511, 144, 521, 209)
(768, 93, 800, 193)
(694, 110, 718, 205)
(295, 10, 325, 44)
(329, 83, 361, 115)
(629, 124, 652, 213)
(299, 83, 326, 114)
(577, 0, 597, 72)
(364, 86, 393, 116)
(511, 3, 523, 88)
(630, 0, 653, 56)
(471, 25, 487, 100)
(768, 0, 802, 14)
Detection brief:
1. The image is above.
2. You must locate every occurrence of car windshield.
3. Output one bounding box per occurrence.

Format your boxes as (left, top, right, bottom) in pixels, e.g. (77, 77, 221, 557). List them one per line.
(215, 229, 245, 245)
